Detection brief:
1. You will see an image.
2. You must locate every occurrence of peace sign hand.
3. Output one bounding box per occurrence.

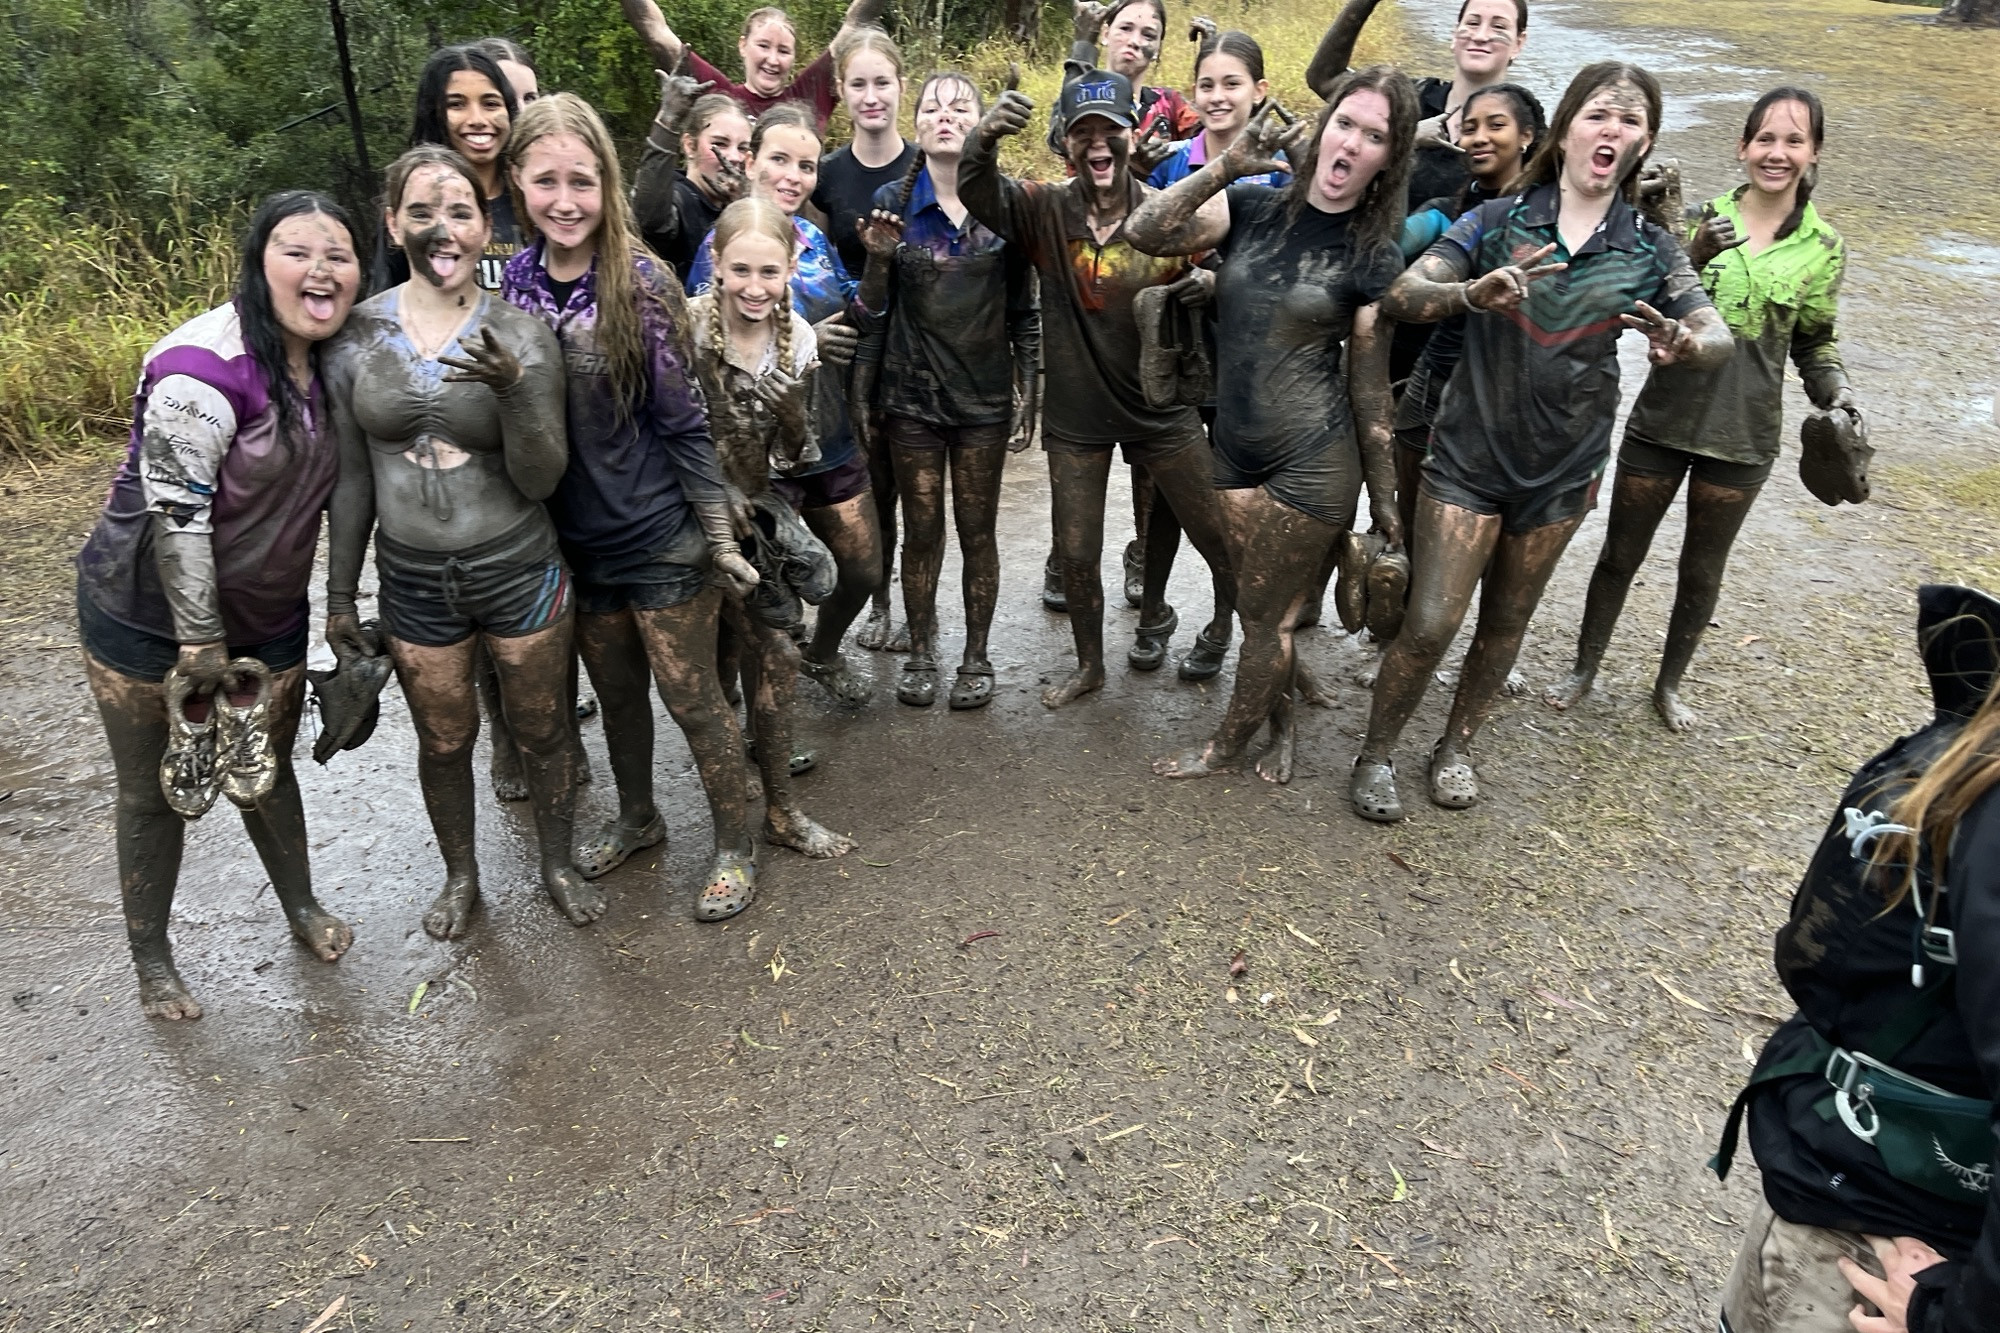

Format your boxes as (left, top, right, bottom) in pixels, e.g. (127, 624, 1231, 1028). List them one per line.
(1220, 103, 1295, 180)
(438, 327, 524, 391)
(1464, 243, 1566, 313)
(1131, 118, 1178, 175)
(1621, 300, 1697, 364)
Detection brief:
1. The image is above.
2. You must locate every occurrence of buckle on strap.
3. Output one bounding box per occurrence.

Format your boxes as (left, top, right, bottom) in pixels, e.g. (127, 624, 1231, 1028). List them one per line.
(1922, 924, 1959, 967)
(1824, 1048, 1881, 1143)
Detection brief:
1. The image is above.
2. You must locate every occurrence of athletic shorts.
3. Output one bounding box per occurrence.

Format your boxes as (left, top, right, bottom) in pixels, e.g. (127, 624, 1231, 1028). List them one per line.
(772, 448, 871, 511)
(882, 416, 1010, 452)
(1210, 434, 1359, 530)
(375, 514, 571, 648)
(1420, 451, 1603, 536)
(1043, 415, 1204, 468)
(1618, 433, 1775, 491)
(565, 515, 711, 616)
(77, 585, 309, 682)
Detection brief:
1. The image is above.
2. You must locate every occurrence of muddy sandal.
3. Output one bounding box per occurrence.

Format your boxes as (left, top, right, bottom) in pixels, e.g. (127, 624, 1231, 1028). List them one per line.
(1178, 627, 1230, 681)
(1350, 758, 1405, 823)
(1041, 552, 1067, 612)
(799, 651, 872, 707)
(897, 656, 939, 707)
(576, 814, 667, 880)
(214, 658, 279, 810)
(746, 740, 818, 777)
(1128, 606, 1179, 671)
(949, 664, 995, 710)
(1122, 539, 1145, 609)
(159, 667, 221, 820)
(1428, 742, 1480, 810)
(694, 850, 757, 922)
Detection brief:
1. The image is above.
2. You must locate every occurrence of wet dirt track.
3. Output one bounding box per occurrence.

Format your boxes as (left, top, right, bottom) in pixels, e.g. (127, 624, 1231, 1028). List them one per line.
(7, 1, 2000, 1328)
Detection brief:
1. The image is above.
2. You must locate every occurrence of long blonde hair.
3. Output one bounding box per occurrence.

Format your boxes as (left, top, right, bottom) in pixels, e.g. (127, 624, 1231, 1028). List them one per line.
(830, 24, 903, 84)
(1877, 643, 2000, 909)
(705, 197, 797, 376)
(508, 92, 692, 414)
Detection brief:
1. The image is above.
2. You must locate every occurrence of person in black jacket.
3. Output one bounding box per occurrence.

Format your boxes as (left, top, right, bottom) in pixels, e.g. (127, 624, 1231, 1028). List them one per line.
(1712, 583, 2000, 1333)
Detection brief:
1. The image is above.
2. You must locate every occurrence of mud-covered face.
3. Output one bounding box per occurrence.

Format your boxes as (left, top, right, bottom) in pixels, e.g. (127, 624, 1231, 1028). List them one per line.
(1103, 2, 1164, 81)
(841, 49, 901, 136)
(1310, 88, 1393, 213)
(737, 17, 797, 98)
(915, 78, 979, 157)
(1459, 96, 1533, 188)
(1737, 98, 1817, 199)
(1452, 0, 1524, 81)
(750, 125, 822, 215)
(499, 59, 539, 105)
(1193, 53, 1265, 139)
(444, 70, 510, 171)
(686, 112, 753, 188)
(515, 132, 603, 261)
(389, 165, 490, 291)
(265, 213, 361, 346)
(718, 230, 794, 329)
(1064, 115, 1132, 194)
(1561, 81, 1653, 199)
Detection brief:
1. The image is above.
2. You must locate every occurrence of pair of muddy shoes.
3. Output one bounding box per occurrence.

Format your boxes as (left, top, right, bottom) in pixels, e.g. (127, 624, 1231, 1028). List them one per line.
(160, 660, 280, 819)
(1333, 532, 1411, 640)
(1133, 285, 1213, 409)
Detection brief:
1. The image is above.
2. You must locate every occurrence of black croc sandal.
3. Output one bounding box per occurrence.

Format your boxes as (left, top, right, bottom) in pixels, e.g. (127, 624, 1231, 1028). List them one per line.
(897, 656, 939, 707)
(1041, 552, 1067, 612)
(949, 664, 995, 710)
(1128, 607, 1179, 671)
(1178, 628, 1230, 681)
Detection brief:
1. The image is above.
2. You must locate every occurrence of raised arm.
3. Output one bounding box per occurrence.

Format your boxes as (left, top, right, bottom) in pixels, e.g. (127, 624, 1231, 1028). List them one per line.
(1381, 241, 1568, 326)
(835, 0, 892, 41)
(619, 0, 683, 72)
(633, 70, 715, 246)
(961, 90, 1037, 247)
(1124, 108, 1294, 255)
(1305, 0, 1387, 100)
(1348, 303, 1400, 549)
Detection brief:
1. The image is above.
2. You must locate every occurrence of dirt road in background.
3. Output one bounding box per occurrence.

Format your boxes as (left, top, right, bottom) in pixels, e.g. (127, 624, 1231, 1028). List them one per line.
(6, 2, 2000, 1328)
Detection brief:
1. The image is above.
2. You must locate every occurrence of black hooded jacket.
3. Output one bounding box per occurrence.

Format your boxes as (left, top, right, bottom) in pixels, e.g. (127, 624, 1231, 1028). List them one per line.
(1743, 584, 2000, 1331)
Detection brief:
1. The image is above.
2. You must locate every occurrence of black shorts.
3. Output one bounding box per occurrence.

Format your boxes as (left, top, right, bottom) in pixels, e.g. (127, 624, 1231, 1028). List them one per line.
(375, 514, 571, 648)
(565, 517, 711, 616)
(1618, 433, 1775, 491)
(1044, 415, 1205, 467)
(772, 448, 872, 511)
(882, 416, 1010, 452)
(1210, 434, 1359, 530)
(1420, 453, 1603, 535)
(77, 585, 309, 682)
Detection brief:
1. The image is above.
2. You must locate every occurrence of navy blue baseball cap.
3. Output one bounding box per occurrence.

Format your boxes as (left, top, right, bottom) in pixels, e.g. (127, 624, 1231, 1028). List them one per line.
(1059, 69, 1138, 132)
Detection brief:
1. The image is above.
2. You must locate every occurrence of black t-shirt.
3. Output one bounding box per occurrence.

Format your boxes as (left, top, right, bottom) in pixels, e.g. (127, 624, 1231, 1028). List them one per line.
(813, 141, 919, 278)
(648, 175, 723, 278)
(1209, 185, 1403, 467)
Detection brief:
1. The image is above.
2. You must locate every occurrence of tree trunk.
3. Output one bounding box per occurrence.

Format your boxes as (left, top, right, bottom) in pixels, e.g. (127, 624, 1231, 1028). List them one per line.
(1940, 0, 2000, 27)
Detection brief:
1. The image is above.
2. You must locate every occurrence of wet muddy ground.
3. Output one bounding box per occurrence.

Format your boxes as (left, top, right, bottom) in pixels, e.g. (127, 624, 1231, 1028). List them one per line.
(6, 1, 2000, 1328)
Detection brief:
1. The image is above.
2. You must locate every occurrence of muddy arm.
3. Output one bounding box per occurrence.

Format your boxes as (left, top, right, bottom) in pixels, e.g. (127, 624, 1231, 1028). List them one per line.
(1380, 250, 1473, 325)
(619, 0, 683, 73)
(134, 372, 237, 645)
(960, 96, 1035, 248)
(836, 0, 891, 40)
(1792, 240, 1851, 409)
(1349, 302, 1401, 547)
(323, 363, 375, 622)
(494, 324, 570, 502)
(633, 141, 685, 251)
(1124, 162, 1234, 256)
(1676, 306, 1735, 372)
(1306, 0, 1388, 100)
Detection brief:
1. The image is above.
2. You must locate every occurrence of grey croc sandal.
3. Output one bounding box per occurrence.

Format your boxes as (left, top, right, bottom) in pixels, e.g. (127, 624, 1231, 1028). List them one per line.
(897, 656, 939, 707)
(1129, 606, 1179, 671)
(800, 652, 872, 707)
(1428, 743, 1480, 810)
(949, 664, 995, 710)
(694, 850, 757, 922)
(1350, 758, 1405, 823)
(576, 814, 668, 880)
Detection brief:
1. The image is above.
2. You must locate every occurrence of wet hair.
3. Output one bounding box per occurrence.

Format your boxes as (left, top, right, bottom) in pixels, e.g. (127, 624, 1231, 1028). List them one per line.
(471, 37, 534, 73)
(1284, 64, 1418, 249)
(236, 191, 356, 440)
(384, 144, 489, 217)
(1513, 61, 1661, 204)
(409, 45, 520, 154)
(740, 6, 797, 42)
(831, 24, 904, 84)
(750, 100, 825, 160)
(1455, 0, 1528, 32)
(1458, 81, 1545, 205)
(1192, 29, 1264, 84)
(682, 93, 754, 189)
(509, 93, 694, 420)
(707, 197, 798, 378)
(1742, 86, 1825, 242)
(899, 72, 984, 214)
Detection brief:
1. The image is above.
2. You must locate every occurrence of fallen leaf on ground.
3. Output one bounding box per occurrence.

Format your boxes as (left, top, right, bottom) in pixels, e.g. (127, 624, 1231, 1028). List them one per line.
(1649, 971, 1711, 1012)
(1310, 1007, 1341, 1025)
(406, 981, 427, 1014)
(300, 1296, 349, 1333)
(1228, 949, 1248, 977)
(1387, 851, 1415, 873)
(1291, 1027, 1319, 1047)
(1388, 1161, 1408, 1202)
(1284, 923, 1321, 948)
(1104, 910, 1133, 927)
(1224, 986, 1239, 1004)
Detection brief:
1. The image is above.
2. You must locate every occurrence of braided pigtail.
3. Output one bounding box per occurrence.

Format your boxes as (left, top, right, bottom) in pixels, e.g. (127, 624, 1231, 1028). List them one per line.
(894, 149, 927, 218)
(776, 304, 796, 376)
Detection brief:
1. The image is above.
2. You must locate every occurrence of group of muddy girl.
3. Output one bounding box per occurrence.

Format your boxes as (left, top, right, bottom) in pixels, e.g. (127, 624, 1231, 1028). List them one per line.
(78, 1, 2000, 1324)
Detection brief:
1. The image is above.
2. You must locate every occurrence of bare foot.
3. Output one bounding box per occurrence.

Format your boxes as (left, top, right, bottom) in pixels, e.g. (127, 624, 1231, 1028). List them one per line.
(856, 604, 898, 651)
(766, 806, 856, 858)
(1544, 667, 1596, 711)
(1255, 705, 1296, 785)
(1152, 742, 1239, 779)
(1351, 646, 1384, 690)
(134, 950, 203, 1020)
(1294, 659, 1335, 708)
(285, 902, 353, 961)
(490, 744, 529, 802)
(423, 874, 480, 941)
(544, 864, 606, 926)
(1654, 685, 1697, 732)
(1503, 669, 1528, 697)
(1041, 665, 1105, 709)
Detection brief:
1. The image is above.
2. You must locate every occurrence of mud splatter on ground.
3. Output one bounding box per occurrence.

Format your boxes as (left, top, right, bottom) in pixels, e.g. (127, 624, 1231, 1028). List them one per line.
(3, 2, 1997, 1329)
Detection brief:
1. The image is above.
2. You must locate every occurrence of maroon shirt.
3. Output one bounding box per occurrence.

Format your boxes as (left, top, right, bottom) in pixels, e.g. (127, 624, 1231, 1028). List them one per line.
(685, 49, 837, 130)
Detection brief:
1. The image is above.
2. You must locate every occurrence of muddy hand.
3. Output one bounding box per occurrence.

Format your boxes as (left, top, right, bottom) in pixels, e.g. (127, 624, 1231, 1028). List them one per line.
(1368, 492, 1405, 553)
(1621, 300, 1696, 365)
(709, 152, 750, 203)
(1222, 104, 1293, 179)
(859, 208, 904, 260)
(1008, 385, 1039, 453)
(1131, 118, 1177, 175)
(175, 640, 229, 695)
(813, 313, 859, 368)
(1414, 107, 1466, 154)
(1465, 243, 1566, 313)
(1072, 0, 1111, 42)
(1163, 268, 1213, 307)
(714, 550, 761, 598)
(1685, 209, 1745, 268)
(1188, 15, 1218, 43)
(438, 327, 524, 390)
(723, 483, 757, 539)
(753, 367, 813, 439)
(1004, 61, 1020, 94)
(978, 89, 1035, 146)
(324, 612, 378, 669)
(655, 66, 715, 135)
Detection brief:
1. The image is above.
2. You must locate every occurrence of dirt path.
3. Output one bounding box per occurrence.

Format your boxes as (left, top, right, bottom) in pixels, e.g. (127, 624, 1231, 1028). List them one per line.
(6, 2, 1999, 1329)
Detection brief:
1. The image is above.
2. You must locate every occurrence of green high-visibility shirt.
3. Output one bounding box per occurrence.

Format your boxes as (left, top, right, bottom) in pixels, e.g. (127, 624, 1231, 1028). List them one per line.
(1623, 187, 1846, 467)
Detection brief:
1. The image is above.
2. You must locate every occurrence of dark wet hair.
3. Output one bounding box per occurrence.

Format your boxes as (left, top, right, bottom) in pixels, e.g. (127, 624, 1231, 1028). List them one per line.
(1285, 64, 1418, 249)
(750, 100, 824, 157)
(1514, 61, 1661, 204)
(410, 45, 520, 152)
(1459, 83, 1544, 209)
(1742, 86, 1825, 242)
(1455, 0, 1527, 31)
(1193, 29, 1264, 83)
(236, 191, 356, 439)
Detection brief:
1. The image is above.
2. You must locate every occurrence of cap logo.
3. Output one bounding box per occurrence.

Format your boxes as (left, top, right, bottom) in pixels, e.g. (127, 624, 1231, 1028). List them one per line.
(1075, 80, 1119, 103)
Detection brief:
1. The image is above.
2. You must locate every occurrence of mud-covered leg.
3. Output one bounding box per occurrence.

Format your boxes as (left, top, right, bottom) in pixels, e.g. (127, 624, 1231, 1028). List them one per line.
(952, 440, 1008, 671)
(1135, 467, 1169, 617)
(858, 430, 905, 650)
(801, 491, 885, 705)
(489, 615, 596, 925)
(236, 664, 351, 961)
(892, 440, 948, 690)
(1654, 477, 1762, 732)
(573, 609, 666, 878)
(1141, 432, 1240, 621)
(1255, 679, 1298, 785)
(1045, 447, 1115, 707)
(476, 643, 528, 801)
(633, 587, 758, 911)
(736, 605, 854, 858)
(1547, 467, 1681, 711)
(87, 658, 201, 1019)
(389, 635, 485, 939)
